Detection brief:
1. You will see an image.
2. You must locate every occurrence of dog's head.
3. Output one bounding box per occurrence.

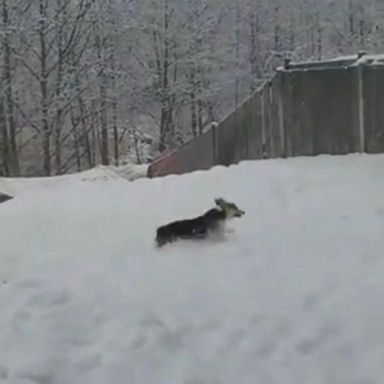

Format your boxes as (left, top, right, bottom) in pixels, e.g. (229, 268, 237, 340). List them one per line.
(215, 198, 245, 218)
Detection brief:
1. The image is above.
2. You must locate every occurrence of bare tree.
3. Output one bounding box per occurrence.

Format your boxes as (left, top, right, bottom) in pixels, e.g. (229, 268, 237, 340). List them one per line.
(0, 91, 9, 176)
(1, 0, 383, 175)
(2, 0, 20, 175)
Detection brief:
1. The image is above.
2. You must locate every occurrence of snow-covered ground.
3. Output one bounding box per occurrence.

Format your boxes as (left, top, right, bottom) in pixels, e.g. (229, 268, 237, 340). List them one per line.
(0, 154, 383, 384)
(0, 163, 148, 197)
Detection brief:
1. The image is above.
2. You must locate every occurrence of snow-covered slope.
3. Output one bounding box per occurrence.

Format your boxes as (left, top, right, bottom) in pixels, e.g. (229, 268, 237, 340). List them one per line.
(0, 154, 383, 384)
(0, 163, 148, 197)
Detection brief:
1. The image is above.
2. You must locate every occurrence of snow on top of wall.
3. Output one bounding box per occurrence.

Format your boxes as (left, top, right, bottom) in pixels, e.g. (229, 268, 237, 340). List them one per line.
(277, 53, 384, 71)
(353, 53, 384, 66)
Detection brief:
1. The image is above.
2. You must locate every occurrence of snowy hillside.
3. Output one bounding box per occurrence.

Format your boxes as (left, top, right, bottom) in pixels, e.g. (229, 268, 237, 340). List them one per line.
(0, 163, 148, 197)
(0, 154, 383, 384)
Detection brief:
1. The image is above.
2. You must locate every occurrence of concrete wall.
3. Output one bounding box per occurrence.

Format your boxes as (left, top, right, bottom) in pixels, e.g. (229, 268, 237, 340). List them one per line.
(148, 62, 384, 178)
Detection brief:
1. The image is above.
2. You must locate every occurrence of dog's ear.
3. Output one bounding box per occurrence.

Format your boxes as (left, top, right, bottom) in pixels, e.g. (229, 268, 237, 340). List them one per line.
(215, 197, 226, 208)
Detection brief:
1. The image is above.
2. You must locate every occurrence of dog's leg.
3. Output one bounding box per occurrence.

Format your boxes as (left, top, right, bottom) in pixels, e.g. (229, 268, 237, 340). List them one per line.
(193, 226, 207, 238)
(208, 222, 226, 240)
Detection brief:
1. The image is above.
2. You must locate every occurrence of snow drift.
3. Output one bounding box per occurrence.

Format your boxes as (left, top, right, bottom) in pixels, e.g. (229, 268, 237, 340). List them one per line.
(0, 163, 148, 197)
(0, 154, 383, 384)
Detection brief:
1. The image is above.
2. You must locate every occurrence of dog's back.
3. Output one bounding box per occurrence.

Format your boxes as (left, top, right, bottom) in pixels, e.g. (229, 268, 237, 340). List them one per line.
(156, 208, 225, 247)
(202, 208, 226, 232)
(156, 218, 201, 246)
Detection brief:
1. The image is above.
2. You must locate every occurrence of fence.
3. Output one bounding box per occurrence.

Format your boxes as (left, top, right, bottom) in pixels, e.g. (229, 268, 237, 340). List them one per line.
(148, 55, 384, 178)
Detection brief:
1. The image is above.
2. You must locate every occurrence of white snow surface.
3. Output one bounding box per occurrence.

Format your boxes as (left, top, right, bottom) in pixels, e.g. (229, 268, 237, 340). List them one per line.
(276, 54, 384, 71)
(0, 154, 384, 384)
(354, 53, 384, 66)
(0, 163, 148, 197)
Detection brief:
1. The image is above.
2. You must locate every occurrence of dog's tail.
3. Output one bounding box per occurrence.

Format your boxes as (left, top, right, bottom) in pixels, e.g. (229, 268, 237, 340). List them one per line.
(155, 228, 167, 247)
(155, 237, 165, 247)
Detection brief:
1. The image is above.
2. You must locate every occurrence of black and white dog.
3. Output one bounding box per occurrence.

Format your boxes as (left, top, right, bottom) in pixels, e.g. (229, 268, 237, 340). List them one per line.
(155, 198, 245, 247)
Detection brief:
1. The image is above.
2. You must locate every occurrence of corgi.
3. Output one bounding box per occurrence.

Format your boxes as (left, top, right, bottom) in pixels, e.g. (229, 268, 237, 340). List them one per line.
(156, 198, 245, 247)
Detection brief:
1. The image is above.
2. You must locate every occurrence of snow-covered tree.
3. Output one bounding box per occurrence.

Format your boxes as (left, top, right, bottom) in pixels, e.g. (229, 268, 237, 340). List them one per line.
(1, 0, 384, 175)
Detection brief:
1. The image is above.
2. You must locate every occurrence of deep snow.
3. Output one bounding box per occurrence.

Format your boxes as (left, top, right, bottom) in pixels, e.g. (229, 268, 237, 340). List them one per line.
(0, 154, 383, 384)
(0, 163, 148, 197)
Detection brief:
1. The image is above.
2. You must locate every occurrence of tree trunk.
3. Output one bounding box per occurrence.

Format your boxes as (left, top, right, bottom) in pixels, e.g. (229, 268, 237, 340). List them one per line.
(108, 4, 119, 166)
(234, 0, 241, 107)
(39, 0, 51, 176)
(70, 104, 82, 172)
(94, 21, 109, 165)
(132, 129, 142, 164)
(2, 0, 19, 175)
(0, 95, 9, 176)
(42, 129, 51, 176)
(348, 0, 355, 37)
(78, 94, 93, 168)
(206, 100, 215, 123)
(190, 68, 197, 137)
(90, 96, 98, 165)
(249, 4, 261, 93)
(110, 48, 119, 166)
(74, 60, 93, 168)
(99, 80, 109, 165)
(273, 6, 281, 52)
(54, 0, 66, 175)
(158, 0, 172, 151)
(197, 98, 203, 135)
